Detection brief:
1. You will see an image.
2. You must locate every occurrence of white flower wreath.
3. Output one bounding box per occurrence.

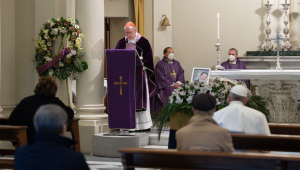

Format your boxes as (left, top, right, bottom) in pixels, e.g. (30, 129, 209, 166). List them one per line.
(34, 17, 88, 80)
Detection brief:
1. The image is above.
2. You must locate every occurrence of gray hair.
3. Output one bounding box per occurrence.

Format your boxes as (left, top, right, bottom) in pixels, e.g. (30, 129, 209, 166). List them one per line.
(229, 48, 238, 55)
(230, 92, 247, 103)
(124, 25, 136, 31)
(34, 104, 67, 134)
(193, 108, 215, 116)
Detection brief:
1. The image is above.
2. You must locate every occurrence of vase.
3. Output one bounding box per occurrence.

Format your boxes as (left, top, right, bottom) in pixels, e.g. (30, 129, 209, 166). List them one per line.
(170, 113, 192, 130)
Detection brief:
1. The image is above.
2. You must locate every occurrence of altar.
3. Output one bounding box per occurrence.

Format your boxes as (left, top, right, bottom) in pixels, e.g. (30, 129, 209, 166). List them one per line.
(211, 70, 300, 123)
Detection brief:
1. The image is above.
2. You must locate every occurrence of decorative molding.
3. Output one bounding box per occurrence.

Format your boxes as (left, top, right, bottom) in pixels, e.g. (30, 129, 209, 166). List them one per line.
(253, 80, 300, 123)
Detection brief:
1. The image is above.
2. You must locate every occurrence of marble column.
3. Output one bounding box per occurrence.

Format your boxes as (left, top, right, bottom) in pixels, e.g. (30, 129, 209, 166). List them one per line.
(75, 0, 107, 154)
(0, 0, 3, 115)
(1, 0, 15, 116)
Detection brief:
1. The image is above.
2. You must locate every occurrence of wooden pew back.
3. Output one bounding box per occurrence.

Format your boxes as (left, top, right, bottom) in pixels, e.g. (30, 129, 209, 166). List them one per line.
(0, 125, 27, 169)
(269, 123, 300, 135)
(119, 148, 300, 170)
(0, 158, 14, 169)
(0, 117, 81, 152)
(0, 125, 27, 155)
(231, 133, 300, 152)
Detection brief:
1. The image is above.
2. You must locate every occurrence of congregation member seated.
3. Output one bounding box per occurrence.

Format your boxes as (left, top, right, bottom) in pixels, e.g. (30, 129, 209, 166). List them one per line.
(8, 76, 74, 145)
(176, 93, 234, 151)
(213, 85, 270, 135)
(15, 104, 89, 170)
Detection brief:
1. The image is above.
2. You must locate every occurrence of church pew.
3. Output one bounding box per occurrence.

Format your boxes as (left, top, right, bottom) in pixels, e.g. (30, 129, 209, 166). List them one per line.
(231, 133, 300, 152)
(0, 158, 15, 169)
(67, 118, 81, 152)
(0, 117, 9, 125)
(0, 125, 27, 155)
(0, 117, 81, 152)
(269, 123, 300, 135)
(118, 148, 300, 170)
(0, 125, 26, 169)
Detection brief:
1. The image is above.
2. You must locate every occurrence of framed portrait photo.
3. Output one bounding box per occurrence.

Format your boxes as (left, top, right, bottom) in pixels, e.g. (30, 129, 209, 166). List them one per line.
(191, 67, 211, 84)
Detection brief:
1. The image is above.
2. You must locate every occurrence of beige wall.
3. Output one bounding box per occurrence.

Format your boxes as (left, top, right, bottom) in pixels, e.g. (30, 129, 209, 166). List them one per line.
(108, 0, 134, 49)
(152, 0, 172, 65)
(1, 0, 15, 106)
(144, 0, 153, 47)
(172, 0, 300, 81)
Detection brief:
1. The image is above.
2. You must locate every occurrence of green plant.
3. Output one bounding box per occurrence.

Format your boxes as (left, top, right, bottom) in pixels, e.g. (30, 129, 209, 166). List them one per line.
(154, 77, 270, 139)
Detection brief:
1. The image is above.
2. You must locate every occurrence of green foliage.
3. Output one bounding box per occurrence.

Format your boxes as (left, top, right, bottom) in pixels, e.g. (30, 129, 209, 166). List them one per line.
(154, 77, 270, 139)
(34, 17, 87, 80)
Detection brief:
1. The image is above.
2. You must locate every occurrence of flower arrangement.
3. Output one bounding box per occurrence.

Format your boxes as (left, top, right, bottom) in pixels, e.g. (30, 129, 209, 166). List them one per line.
(154, 77, 270, 138)
(34, 17, 88, 80)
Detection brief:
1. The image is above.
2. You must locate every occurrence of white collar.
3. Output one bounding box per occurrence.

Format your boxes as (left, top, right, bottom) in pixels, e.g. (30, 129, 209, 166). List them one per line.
(229, 59, 237, 64)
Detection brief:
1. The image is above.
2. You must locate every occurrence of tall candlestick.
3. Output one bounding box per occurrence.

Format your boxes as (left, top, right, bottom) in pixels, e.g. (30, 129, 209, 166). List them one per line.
(217, 13, 220, 40)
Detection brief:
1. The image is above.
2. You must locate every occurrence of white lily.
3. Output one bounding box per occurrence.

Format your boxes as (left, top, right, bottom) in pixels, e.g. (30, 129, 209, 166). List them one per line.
(60, 27, 67, 34)
(175, 96, 183, 104)
(48, 69, 53, 76)
(186, 95, 193, 104)
(51, 28, 59, 35)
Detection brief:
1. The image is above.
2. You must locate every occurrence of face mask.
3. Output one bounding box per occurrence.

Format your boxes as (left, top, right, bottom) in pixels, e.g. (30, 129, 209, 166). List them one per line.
(168, 53, 174, 60)
(228, 55, 236, 61)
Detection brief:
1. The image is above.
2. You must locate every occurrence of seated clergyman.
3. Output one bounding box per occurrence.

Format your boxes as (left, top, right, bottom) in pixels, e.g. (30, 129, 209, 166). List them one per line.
(176, 93, 235, 151)
(213, 85, 270, 135)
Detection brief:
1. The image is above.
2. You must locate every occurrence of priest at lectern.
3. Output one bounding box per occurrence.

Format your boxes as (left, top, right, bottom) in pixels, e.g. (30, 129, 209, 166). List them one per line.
(115, 21, 156, 131)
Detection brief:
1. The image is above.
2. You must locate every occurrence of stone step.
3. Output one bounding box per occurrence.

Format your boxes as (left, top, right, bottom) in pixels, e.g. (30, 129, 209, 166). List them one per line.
(148, 130, 169, 146)
(92, 129, 170, 158)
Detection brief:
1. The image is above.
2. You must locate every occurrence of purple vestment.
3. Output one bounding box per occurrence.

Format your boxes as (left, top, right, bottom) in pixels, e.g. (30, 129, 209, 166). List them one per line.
(155, 58, 185, 106)
(221, 58, 250, 89)
(115, 36, 155, 110)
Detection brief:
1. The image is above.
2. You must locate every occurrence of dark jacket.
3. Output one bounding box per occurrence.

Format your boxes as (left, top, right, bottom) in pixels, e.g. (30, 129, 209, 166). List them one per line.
(8, 94, 74, 144)
(15, 133, 90, 170)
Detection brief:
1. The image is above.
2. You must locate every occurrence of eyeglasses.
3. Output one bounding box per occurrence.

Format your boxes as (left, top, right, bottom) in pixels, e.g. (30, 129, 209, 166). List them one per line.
(125, 31, 134, 35)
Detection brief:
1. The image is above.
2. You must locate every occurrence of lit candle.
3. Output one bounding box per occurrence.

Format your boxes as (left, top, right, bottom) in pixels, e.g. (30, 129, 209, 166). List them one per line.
(217, 13, 220, 40)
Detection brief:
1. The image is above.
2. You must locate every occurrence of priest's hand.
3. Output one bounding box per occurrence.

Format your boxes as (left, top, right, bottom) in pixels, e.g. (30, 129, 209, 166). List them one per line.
(173, 83, 180, 89)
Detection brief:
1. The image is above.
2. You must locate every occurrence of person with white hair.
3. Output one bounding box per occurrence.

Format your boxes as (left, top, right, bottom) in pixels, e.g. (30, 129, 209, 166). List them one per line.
(115, 21, 155, 131)
(213, 85, 270, 135)
(14, 104, 90, 170)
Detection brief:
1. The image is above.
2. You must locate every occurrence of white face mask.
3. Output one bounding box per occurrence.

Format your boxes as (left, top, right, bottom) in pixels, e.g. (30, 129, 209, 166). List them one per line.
(168, 53, 174, 60)
(228, 55, 236, 61)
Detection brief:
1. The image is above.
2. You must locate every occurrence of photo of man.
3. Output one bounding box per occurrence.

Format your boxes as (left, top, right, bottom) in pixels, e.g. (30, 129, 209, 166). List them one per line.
(191, 68, 210, 84)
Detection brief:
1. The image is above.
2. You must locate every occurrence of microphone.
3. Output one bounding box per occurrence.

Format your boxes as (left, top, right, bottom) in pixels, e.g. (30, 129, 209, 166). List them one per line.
(135, 45, 143, 60)
(126, 38, 143, 60)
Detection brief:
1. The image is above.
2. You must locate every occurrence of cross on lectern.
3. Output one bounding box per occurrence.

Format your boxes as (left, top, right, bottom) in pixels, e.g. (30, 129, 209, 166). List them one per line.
(270, 32, 285, 70)
(170, 70, 176, 78)
(114, 76, 127, 95)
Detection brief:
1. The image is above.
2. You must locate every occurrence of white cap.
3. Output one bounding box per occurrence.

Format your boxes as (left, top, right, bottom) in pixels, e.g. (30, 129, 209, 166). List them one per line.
(230, 85, 248, 97)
